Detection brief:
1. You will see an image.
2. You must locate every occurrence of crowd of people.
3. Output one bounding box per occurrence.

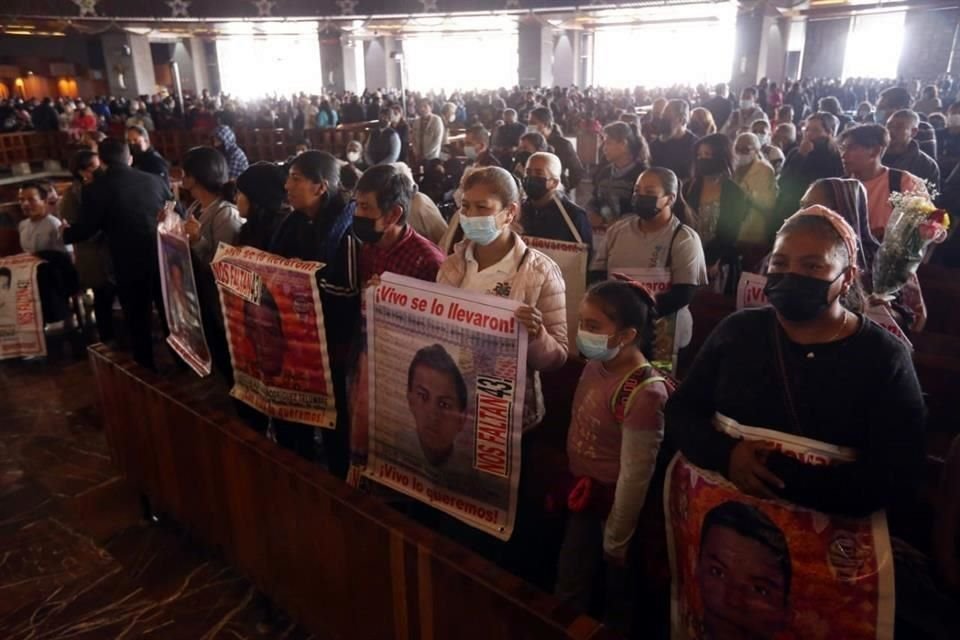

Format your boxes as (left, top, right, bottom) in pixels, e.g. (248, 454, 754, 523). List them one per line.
(6, 74, 960, 638)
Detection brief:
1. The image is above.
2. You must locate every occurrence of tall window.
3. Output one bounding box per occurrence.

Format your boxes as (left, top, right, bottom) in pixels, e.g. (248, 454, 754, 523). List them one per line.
(842, 11, 906, 80)
(401, 16, 518, 92)
(592, 4, 735, 88)
(217, 22, 323, 99)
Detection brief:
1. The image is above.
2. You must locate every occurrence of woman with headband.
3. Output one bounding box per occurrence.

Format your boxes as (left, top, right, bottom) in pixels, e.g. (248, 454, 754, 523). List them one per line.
(667, 204, 923, 516)
(664, 205, 927, 636)
(800, 177, 925, 331)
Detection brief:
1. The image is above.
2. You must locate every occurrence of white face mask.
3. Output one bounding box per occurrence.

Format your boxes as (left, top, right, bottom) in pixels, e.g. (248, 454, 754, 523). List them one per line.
(740, 99, 755, 110)
(526, 124, 540, 135)
(464, 145, 479, 160)
(755, 133, 770, 146)
(948, 114, 960, 128)
(346, 151, 360, 163)
(734, 152, 755, 168)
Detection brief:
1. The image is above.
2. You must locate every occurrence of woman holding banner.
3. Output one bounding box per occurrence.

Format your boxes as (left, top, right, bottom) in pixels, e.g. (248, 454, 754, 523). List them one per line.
(181, 146, 243, 380)
(269, 150, 360, 476)
(437, 166, 568, 431)
(435, 165, 567, 575)
(592, 167, 708, 372)
(181, 147, 243, 266)
(664, 206, 926, 639)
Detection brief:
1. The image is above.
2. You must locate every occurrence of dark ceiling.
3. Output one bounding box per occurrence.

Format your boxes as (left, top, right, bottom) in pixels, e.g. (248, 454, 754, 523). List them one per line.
(0, 0, 697, 21)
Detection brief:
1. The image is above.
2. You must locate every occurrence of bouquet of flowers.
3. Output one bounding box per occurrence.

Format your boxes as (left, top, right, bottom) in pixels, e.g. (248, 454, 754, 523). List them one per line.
(872, 188, 950, 299)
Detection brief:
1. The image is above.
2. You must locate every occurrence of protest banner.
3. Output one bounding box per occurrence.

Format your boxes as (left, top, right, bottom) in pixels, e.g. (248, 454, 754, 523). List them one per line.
(158, 227, 212, 376)
(522, 235, 587, 349)
(213, 244, 337, 428)
(735, 272, 912, 347)
(735, 271, 769, 310)
(365, 273, 527, 539)
(665, 414, 894, 640)
(617, 267, 687, 372)
(0, 253, 45, 359)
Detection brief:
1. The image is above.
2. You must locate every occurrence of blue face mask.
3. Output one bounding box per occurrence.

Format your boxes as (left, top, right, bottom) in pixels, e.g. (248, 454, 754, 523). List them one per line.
(576, 330, 621, 362)
(459, 212, 504, 246)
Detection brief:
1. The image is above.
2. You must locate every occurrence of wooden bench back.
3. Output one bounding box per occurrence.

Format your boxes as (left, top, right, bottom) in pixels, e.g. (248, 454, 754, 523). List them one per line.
(87, 345, 612, 640)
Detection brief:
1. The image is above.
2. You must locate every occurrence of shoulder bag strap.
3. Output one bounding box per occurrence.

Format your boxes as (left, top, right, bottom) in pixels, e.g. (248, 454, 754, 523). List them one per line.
(771, 315, 804, 436)
(664, 221, 685, 269)
(888, 168, 903, 194)
(551, 193, 583, 244)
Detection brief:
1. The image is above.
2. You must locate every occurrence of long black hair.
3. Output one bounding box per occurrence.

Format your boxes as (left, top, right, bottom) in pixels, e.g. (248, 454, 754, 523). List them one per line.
(183, 146, 231, 199)
(641, 166, 693, 227)
(585, 279, 658, 360)
(603, 120, 650, 167)
(290, 150, 341, 192)
(693, 133, 734, 179)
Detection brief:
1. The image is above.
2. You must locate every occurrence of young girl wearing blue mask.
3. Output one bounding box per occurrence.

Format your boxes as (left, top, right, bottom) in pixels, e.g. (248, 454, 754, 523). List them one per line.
(437, 166, 568, 431)
(555, 277, 668, 633)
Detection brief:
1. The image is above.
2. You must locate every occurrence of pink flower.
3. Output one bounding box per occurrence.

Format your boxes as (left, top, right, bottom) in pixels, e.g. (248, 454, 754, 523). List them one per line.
(918, 222, 939, 241)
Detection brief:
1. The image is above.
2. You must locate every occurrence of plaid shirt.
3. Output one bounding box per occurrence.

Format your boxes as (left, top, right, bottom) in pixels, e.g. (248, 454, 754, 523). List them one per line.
(359, 224, 444, 284)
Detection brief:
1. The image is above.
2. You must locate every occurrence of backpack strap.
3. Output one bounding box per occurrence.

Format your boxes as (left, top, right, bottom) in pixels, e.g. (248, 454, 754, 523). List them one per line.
(610, 364, 667, 424)
(888, 168, 903, 194)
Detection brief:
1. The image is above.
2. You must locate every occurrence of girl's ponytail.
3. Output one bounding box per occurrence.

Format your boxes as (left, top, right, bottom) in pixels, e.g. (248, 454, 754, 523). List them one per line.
(587, 276, 658, 361)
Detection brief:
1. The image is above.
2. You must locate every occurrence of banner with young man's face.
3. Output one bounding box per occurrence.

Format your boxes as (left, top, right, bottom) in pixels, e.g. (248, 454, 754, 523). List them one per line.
(665, 416, 894, 640)
(158, 227, 211, 377)
(213, 244, 336, 428)
(0, 253, 45, 360)
(364, 273, 528, 540)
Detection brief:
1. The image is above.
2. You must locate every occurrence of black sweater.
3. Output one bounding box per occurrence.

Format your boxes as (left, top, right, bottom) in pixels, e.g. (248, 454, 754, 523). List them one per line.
(665, 307, 925, 517)
(268, 193, 360, 353)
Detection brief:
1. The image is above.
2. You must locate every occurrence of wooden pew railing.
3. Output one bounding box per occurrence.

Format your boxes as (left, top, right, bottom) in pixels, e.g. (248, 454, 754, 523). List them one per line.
(0, 124, 377, 170)
(88, 345, 613, 640)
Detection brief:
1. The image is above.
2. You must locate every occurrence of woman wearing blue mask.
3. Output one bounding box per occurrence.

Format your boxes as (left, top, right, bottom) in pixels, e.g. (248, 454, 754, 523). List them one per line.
(555, 277, 668, 633)
(437, 166, 568, 431)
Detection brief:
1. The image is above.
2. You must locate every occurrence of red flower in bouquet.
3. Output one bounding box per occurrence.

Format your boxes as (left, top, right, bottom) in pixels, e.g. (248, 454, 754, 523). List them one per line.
(928, 209, 950, 227)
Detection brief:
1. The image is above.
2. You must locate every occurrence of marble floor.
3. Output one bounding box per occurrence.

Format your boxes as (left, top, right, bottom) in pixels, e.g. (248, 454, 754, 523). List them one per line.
(0, 354, 316, 639)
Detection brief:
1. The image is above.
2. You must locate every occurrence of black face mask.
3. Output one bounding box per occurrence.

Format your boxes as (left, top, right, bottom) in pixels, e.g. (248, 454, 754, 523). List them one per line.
(631, 194, 662, 220)
(352, 216, 384, 244)
(696, 157, 727, 176)
(763, 271, 843, 322)
(523, 176, 550, 201)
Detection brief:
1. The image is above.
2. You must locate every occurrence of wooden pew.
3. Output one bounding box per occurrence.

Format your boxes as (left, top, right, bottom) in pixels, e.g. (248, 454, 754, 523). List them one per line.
(88, 345, 614, 640)
(1, 125, 376, 171)
(918, 263, 960, 337)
